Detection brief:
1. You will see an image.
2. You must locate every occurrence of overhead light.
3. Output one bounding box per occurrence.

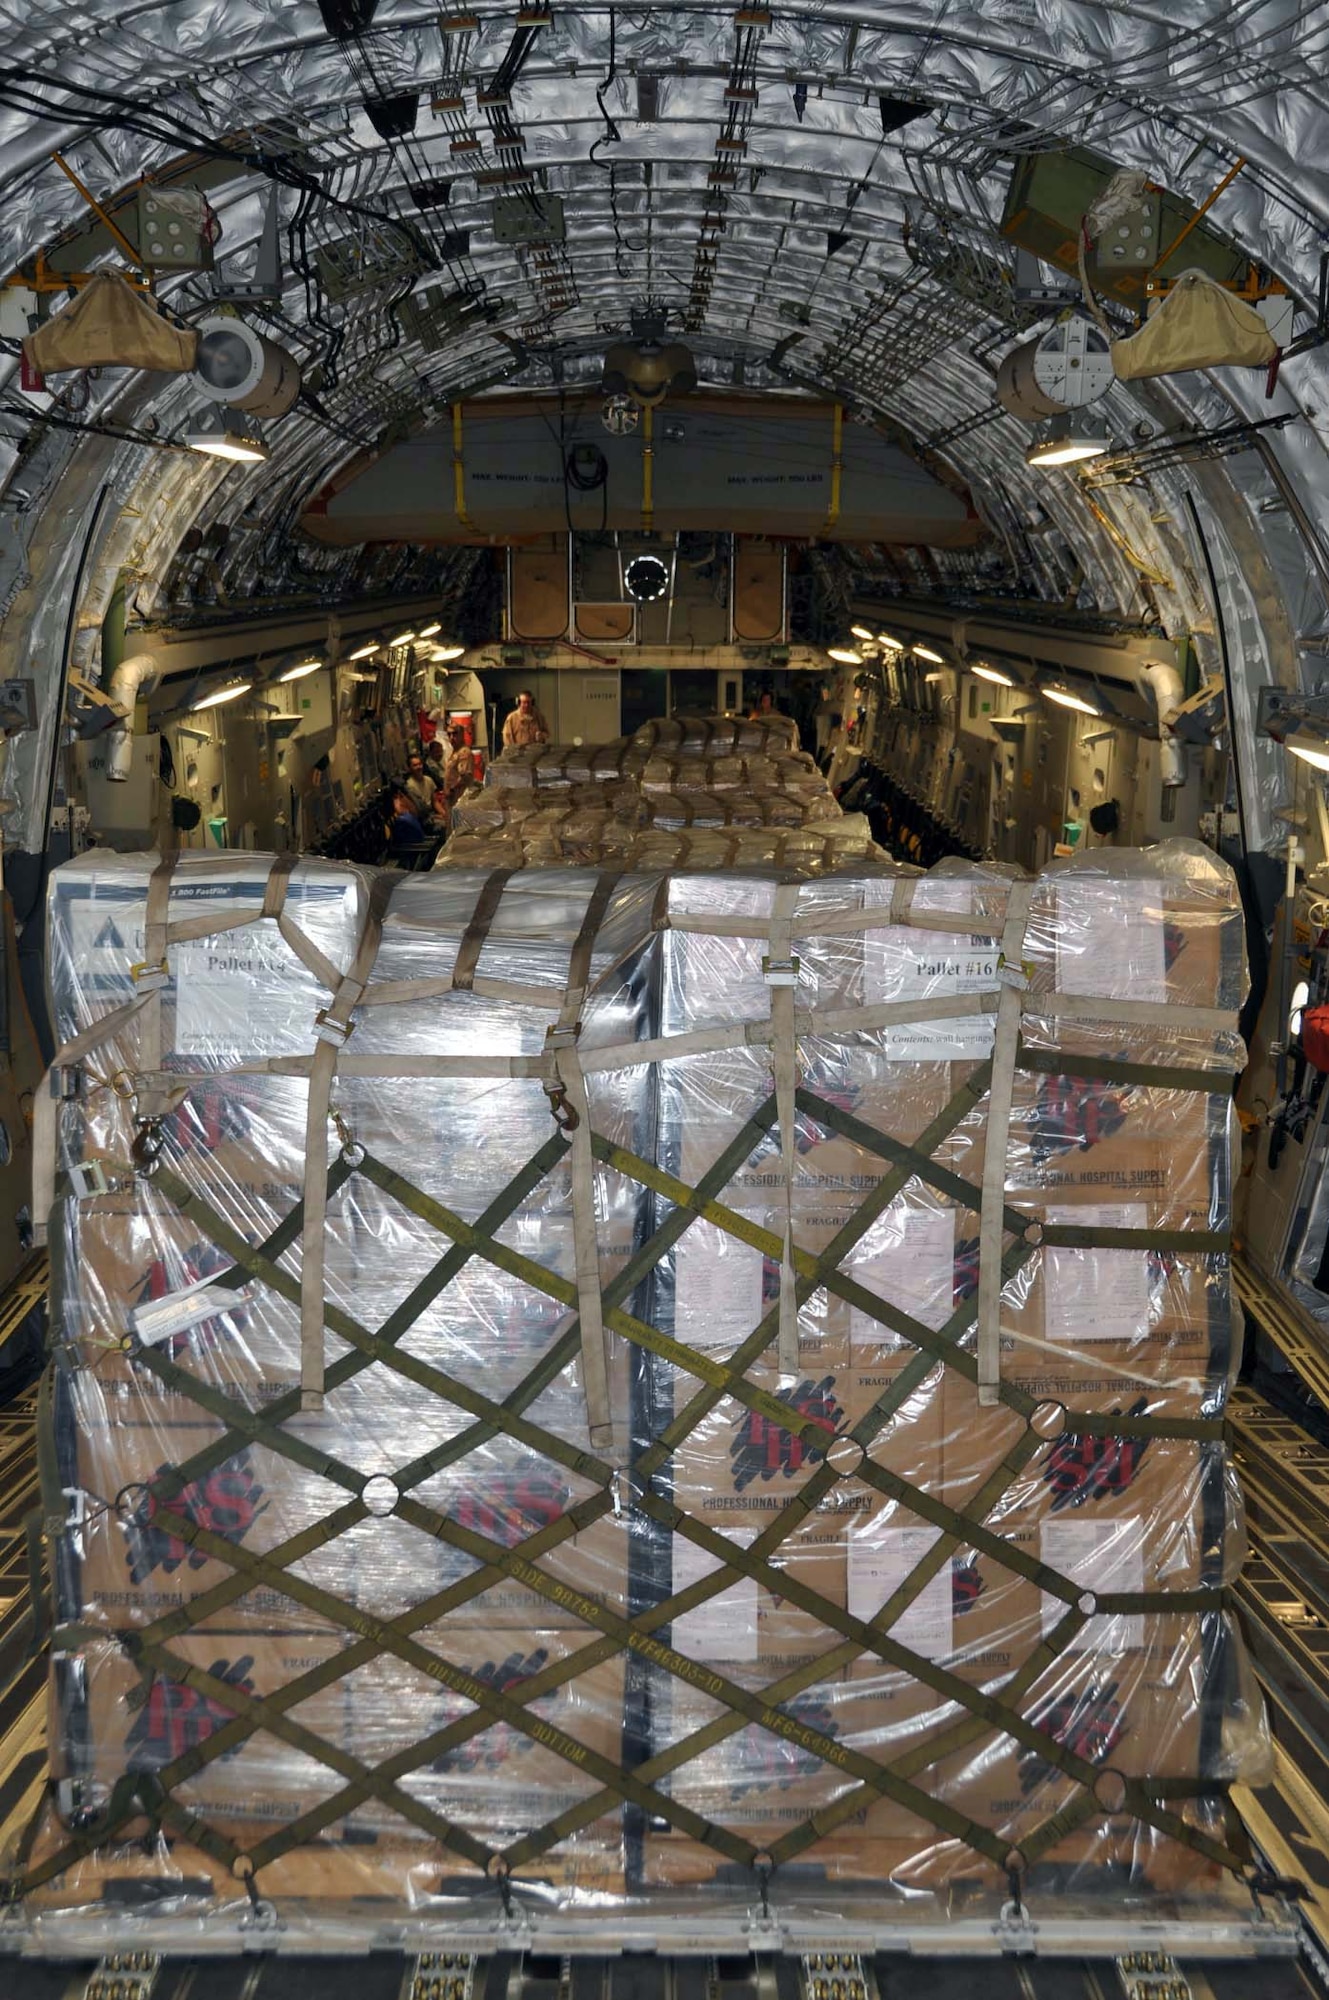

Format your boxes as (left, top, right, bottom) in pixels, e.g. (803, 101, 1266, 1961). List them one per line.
(1026, 411, 1109, 468)
(417, 621, 442, 639)
(971, 662, 1015, 687)
(877, 632, 904, 650)
(912, 644, 945, 664)
(850, 624, 875, 642)
(388, 629, 417, 647)
(348, 641, 380, 661)
(431, 643, 466, 662)
(191, 680, 253, 712)
(625, 553, 670, 603)
(924, 672, 943, 684)
(827, 647, 864, 666)
(1041, 683, 1101, 716)
(1286, 733, 1329, 773)
(184, 409, 270, 464)
(279, 657, 322, 683)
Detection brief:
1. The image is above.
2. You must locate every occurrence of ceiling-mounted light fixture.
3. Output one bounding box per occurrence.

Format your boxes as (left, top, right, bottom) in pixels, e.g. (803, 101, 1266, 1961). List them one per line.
(1026, 410, 1109, 468)
(388, 629, 417, 647)
(827, 646, 863, 666)
(184, 408, 269, 464)
(431, 643, 466, 662)
(876, 632, 904, 650)
(191, 680, 253, 712)
(602, 304, 697, 408)
(624, 553, 670, 603)
(923, 672, 943, 684)
(970, 662, 1015, 687)
(279, 657, 323, 683)
(417, 621, 442, 639)
(348, 640, 380, 661)
(1286, 733, 1329, 773)
(1041, 683, 1101, 716)
(850, 624, 876, 643)
(912, 644, 945, 664)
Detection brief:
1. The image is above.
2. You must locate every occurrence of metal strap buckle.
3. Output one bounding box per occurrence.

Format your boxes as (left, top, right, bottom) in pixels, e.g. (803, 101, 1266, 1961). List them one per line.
(313, 1008, 355, 1047)
(544, 1022, 581, 1051)
(67, 1159, 111, 1199)
(762, 954, 800, 986)
(996, 954, 1032, 991)
(130, 958, 170, 992)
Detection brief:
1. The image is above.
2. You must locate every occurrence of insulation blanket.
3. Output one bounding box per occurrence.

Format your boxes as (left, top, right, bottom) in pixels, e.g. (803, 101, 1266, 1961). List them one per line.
(30, 841, 1266, 1920)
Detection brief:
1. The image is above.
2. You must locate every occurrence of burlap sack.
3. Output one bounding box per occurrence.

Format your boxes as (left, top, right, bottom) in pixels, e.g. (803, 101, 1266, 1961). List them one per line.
(23, 271, 198, 375)
(1111, 268, 1276, 380)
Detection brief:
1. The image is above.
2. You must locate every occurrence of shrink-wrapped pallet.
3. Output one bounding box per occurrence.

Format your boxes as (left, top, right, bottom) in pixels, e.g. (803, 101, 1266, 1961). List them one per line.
(638, 845, 1263, 1894)
(27, 843, 1266, 1930)
(631, 713, 800, 756)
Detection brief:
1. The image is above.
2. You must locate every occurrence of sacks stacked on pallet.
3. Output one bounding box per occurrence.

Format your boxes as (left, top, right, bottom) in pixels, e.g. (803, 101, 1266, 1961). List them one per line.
(442, 717, 885, 875)
(30, 843, 1267, 1925)
(40, 854, 652, 1902)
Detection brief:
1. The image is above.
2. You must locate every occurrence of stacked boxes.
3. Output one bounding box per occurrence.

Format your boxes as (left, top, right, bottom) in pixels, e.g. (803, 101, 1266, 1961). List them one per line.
(44, 856, 651, 1894)
(35, 842, 1266, 1917)
(639, 850, 1262, 1892)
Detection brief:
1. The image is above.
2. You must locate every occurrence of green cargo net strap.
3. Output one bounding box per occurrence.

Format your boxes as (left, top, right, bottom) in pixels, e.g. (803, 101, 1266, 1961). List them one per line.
(1015, 1046, 1239, 1094)
(297, 868, 396, 1409)
(979, 880, 1035, 1404)
(146, 1137, 1211, 1800)
(129, 1418, 1236, 1884)
(451, 867, 515, 993)
(39, 968, 1248, 1888)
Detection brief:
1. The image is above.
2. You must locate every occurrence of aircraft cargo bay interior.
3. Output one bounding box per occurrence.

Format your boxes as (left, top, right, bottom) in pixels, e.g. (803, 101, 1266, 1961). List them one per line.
(0, 5, 1327, 1997)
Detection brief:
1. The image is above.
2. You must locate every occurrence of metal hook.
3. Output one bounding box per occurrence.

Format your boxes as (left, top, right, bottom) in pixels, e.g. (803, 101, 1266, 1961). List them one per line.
(131, 1119, 165, 1174)
(543, 1083, 580, 1133)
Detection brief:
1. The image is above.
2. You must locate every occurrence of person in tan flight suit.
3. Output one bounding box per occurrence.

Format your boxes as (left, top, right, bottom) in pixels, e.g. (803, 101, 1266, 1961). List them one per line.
(502, 688, 551, 750)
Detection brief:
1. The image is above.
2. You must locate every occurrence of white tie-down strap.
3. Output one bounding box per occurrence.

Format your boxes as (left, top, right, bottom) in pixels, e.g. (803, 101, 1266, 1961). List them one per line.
(298, 870, 396, 1410)
(544, 872, 623, 1452)
(977, 879, 1036, 1406)
(766, 880, 804, 1380)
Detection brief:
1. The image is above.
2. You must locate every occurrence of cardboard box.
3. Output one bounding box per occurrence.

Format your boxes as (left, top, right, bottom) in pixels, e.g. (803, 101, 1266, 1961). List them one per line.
(53, 1626, 625, 1886)
(934, 1369, 1236, 1682)
(68, 1411, 633, 1637)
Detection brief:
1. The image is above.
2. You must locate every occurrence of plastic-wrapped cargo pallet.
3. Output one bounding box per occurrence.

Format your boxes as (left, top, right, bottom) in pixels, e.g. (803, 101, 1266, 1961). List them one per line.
(19, 840, 1268, 1934)
(441, 716, 883, 876)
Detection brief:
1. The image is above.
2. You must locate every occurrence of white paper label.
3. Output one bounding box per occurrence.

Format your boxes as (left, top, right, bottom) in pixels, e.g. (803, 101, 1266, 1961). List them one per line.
(848, 1525, 953, 1661)
(1040, 1516, 1145, 1652)
(673, 1221, 765, 1351)
(174, 931, 320, 1055)
(1043, 1202, 1150, 1345)
(848, 1202, 955, 1348)
(1055, 878, 1166, 1003)
(861, 878, 998, 1059)
(672, 1527, 759, 1661)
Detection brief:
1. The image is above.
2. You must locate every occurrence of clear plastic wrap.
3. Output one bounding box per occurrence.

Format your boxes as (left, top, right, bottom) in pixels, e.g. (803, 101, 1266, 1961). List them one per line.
(631, 714, 801, 755)
(28, 841, 1266, 1935)
(485, 741, 646, 789)
(640, 751, 822, 794)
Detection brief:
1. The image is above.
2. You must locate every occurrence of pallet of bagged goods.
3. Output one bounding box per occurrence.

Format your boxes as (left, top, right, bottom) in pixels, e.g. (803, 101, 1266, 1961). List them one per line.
(21, 843, 1265, 1927)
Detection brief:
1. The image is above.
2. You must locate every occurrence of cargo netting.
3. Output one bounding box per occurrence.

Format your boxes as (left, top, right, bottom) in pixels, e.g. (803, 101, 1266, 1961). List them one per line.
(7, 843, 1269, 1932)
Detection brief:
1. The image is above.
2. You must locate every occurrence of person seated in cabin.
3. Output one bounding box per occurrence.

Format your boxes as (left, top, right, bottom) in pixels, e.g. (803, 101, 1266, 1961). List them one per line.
(403, 750, 441, 822)
(502, 688, 550, 750)
(386, 787, 429, 851)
